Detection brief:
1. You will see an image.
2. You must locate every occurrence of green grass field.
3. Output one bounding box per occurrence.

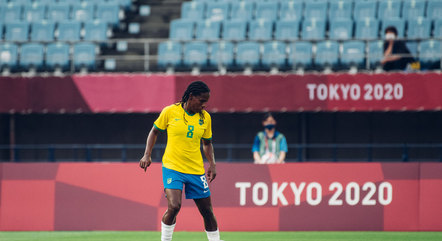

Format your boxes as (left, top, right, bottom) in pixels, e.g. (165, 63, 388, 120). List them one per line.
(1, 231, 442, 241)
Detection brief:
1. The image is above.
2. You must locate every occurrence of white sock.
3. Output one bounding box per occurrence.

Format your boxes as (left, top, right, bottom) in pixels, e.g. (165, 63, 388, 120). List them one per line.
(161, 221, 175, 241)
(206, 229, 221, 241)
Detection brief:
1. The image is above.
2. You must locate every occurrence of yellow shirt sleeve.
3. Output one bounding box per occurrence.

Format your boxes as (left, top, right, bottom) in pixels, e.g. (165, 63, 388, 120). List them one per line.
(202, 111, 212, 140)
(153, 105, 170, 131)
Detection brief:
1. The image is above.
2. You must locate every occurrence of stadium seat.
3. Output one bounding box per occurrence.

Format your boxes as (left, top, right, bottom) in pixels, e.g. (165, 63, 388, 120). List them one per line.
(341, 41, 366, 69)
(406, 41, 418, 57)
(367, 40, 384, 68)
(73, 42, 97, 71)
(353, 0, 377, 20)
(46, 42, 70, 71)
(434, 19, 442, 38)
(355, 18, 379, 40)
(403, 0, 426, 20)
(304, 0, 328, 21)
(31, 20, 55, 42)
(48, 3, 71, 21)
(427, 0, 442, 20)
(209, 41, 234, 68)
(329, 0, 352, 20)
(23, 3, 47, 22)
(315, 41, 339, 69)
(109, 0, 133, 10)
(222, 19, 247, 41)
(262, 41, 287, 69)
(236, 41, 260, 69)
(0, 23, 3, 40)
(181, 1, 205, 20)
(279, 0, 303, 21)
(329, 18, 353, 40)
(96, 3, 120, 26)
(248, 19, 273, 41)
(57, 20, 82, 41)
(206, 2, 229, 22)
(2, 3, 22, 23)
(407, 17, 431, 39)
(157, 41, 182, 68)
(72, 2, 95, 22)
(5, 22, 29, 42)
(0, 43, 18, 70)
(183, 41, 209, 68)
(196, 20, 221, 41)
(255, 2, 278, 21)
(169, 19, 195, 41)
(301, 18, 326, 40)
(13, 0, 32, 5)
(230, 1, 253, 20)
(419, 40, 441, 69)
(275, 19, 300, 41)
(378, 0, 402, 20)
(84, 20, 108, 42)
(288, 42, 313, 69)
(34, 0, 56, 4)
(381, 18, 405, 38)
(20, 43, 44, 70)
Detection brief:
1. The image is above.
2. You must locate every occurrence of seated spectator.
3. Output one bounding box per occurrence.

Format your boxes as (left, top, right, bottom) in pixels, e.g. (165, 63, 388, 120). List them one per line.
(252, 113, 288, 164)
(381, 26, 415, 71)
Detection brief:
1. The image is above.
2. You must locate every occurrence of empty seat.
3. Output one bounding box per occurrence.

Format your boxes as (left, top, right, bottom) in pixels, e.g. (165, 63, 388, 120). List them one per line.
(304, 0, 328, 21)
(329, 18, 353, 40)
(169, 19, 195, 41)
(288, 42, 313, 68)
(0, 43, 18, 70)
(381, 18, 405, 38)
(109, 0, 133, 10)
(183, 41, 208, 67)
(84, 20, 108, 42)
(406, 41, 418, 57)
(378, 0, 402, 20)
(73, 42, 97, 70)
(279, 1, 303, 21)
(434, 19, 442, 38)
(301, 18, 326, 40)
(96, 3, 120, 26)
(419, 40, 441, 69)
(249, 19, 273, 41)
(230, 1, 253, 20)
(236, 41, 260, 68)
(329, 0, 352, 20)
(210, 41, 234, 67)
(34, 0, 57, 4)
(5, 22, 29, 42)
(48, 3, 71, 21)
(275, 19, 300, 41)
(355, 18, 379, 40)
(57, 20, 82, 41)
(341, 41, 366, 68)
(20, 43, 44, 70)
(206, 2, 229, 22)
(2, 3, 22, 23)
(262, 41, 286, 69)
(157, 41, 182, 68)
(31, 20, 55, 42)
(427, 0, 442, 20)
(255, 2, 278, 21)
(367, 40, 384, 68)
(315, 41, 339, 68)
(222, 19, 247, 41)
(181, 1, 205, 20)
(353, 0, 377, 20)
(407, 17, 431, 39)
(12, 0, 32, 5)
(196, 20, 221, 41)
(72, 2, 95, 22)
(403, 0, 426, 20)
(46, 42, 70, 70)
(23, 3, 47, 22)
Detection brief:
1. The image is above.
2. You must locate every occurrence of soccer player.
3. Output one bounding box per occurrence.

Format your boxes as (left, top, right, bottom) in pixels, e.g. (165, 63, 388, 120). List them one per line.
(139, 81, 222, 241)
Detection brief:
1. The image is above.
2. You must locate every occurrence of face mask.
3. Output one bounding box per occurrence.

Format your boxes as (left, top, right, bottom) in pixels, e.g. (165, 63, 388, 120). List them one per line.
(385, 33, 396, 40)
(264, 124, 275, 130)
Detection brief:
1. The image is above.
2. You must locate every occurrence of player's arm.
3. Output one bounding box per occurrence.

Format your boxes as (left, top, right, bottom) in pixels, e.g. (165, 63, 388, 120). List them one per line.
(139, 126, 161, 172)
(202, 139, 217, 182)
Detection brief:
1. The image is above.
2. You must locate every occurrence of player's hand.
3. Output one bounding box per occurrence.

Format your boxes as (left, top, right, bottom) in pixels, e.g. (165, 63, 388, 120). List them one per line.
(207, 164, 217, 183)
(139, 155, 152, 172)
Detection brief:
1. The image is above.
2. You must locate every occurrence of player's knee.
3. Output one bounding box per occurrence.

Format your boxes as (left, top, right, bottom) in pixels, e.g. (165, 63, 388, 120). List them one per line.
(168, 201, 181, 214)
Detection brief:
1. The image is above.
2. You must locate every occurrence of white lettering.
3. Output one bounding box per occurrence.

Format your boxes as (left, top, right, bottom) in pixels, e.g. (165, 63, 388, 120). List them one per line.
(340, 84, 350, 100)
(272, 182, 288, 206)
(306, 182, 322, 206)
(253, 182, 268, 206)
(329, 84, 340, 100)
(290, 182, 306, 206)
(235, 182, 251, 206)
(306, 84, 317, 100)
(317, 84, 328, 101)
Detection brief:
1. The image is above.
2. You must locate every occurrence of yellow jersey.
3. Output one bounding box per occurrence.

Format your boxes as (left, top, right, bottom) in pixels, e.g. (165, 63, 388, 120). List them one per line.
(154, 103, 212, 175)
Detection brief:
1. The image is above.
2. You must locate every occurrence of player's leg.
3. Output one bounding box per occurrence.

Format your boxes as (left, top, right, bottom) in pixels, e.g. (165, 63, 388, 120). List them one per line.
(194, 197, 221, 241)
(161, 188, 182, 241)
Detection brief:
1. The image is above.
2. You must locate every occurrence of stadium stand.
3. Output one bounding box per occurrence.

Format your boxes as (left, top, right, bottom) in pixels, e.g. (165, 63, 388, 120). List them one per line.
(427, 0, 442, 20)
(378, 0, 402, 20)
(46, 42, 70, 71)
(222, 19, 247, 41)
(183, 41, 208, 70)
(2, 3, 22, 23)
(19, 43, 44, 71)
(157, 41, 182, 71)
(5, 21, 29, 42)
(169, 19, 195, 40)
(47, 3, 70, 21)
(262, 41, 287, 72)
(435, 19, 442, 38)
(206, 2, 229, 22)
(288, 41, 313, 70)
(72, 2, 95, 22)
(84, 20, 109, 42)
(302, 18, 326, 40)
(0, 43, 18, 71)
(73, 42, 97, 71)
(329, 18, 353, 40)
(353, 0, 378, 20)
(381, 18, 406, 38)
(236, 41, 260, 71)
(329, 0, 352, 20)
(275, 19, 300, 41)
(57, 20, 82, 42)
(209, 41, 234, 72)
(304, 0, 328, 21)
(419, 39, 441, 69)
(355, 18, 380, 40)
(367, 40, 385, 69)
(255, 2, 278, 21)
(24, 3, 47, 22)
(30, 20, 55, 42)
(315, 41, 340, 70)
(407, 17, 432, 39)
(196, 20, 221, 41)
(403, 0, 427, 20)
(341, 41, 366, 70)
(229, 1, 253, 20)
(248, 19, 273, 41)
(279, 1, 303, 21)
(181, 1, 205, 20)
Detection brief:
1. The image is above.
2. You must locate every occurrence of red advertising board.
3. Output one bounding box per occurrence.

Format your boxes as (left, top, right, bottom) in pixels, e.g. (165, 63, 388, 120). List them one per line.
(0, 162, 441, 231)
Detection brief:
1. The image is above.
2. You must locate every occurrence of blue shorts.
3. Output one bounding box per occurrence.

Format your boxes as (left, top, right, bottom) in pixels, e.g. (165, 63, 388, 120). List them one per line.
(162, 167, 211, 199)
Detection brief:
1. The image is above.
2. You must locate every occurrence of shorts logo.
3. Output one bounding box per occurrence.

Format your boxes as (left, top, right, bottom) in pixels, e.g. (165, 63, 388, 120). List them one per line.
(167, 178, 172, 184)
(200, 176, 209, 189)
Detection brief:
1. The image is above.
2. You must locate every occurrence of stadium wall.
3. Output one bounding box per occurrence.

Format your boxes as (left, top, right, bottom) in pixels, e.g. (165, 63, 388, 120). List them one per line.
(0, 162, 441, 231)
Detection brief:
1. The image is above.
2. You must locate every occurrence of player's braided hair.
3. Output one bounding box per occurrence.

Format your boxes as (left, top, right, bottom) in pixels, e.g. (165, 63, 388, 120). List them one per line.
(178, 81, 210, 124)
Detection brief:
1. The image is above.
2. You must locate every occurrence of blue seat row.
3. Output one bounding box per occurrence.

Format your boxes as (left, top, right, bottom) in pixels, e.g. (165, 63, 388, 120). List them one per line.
(0, 42, 97, 71)
(158, 40, 441, 71)
(181, 0, 442, 22)
(169, 18, 442, 41)
(0, 20, 109, 42)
